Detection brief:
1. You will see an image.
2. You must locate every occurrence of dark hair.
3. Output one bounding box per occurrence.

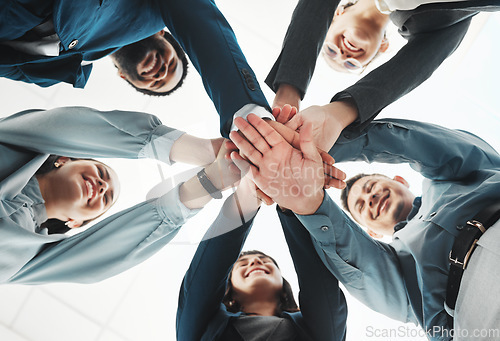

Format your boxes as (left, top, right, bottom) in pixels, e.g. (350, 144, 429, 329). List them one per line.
(112, 31, 189, 96)
(340, 173, 389, 213)
(222, 250, 299, 314)
(35, 155, 108, 235)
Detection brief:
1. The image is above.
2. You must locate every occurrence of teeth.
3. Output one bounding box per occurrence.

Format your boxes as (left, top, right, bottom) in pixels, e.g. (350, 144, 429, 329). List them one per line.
(86, 180, 93, 200)
(144, 54, 156, 73)
(248, 270, 266, 276)
(343, 37, 360, 52)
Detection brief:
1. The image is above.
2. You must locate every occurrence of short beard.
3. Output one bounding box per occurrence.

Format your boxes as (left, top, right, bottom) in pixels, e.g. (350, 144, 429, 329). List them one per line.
(111, 31, 189, 96)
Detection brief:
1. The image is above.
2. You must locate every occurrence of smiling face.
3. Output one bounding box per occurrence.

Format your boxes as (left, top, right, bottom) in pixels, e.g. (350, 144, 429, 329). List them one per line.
(230, 253, 283, 302)
(41, 157, 120, 227)
(347, 175, 415, 236)
(322, 1, 389, 73)
(111, 31, 187, 94)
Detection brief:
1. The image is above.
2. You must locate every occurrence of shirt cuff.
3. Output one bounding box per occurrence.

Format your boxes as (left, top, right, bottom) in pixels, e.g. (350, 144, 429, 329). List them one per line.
(155, 183, 201, 228)
(230, 104, 274, 132)
(140, 125, 185, 165)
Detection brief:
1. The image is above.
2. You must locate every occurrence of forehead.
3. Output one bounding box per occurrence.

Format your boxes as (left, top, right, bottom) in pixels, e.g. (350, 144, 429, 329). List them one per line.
(236, 254, 271, 263)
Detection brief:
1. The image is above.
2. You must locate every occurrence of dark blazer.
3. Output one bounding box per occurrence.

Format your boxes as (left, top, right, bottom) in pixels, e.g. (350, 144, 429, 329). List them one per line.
(176, 196, 347, 341)
(265, 0, 500, 131)
(0, 0, 269, 136)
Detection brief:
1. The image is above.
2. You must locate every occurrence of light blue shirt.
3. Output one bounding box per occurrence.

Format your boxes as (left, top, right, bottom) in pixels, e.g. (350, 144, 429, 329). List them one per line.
(297, 119, 500, 341)
(0, 107, 200, 284)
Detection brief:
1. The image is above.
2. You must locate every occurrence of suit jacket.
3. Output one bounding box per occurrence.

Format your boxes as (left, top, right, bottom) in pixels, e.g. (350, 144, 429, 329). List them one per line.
(176, 196, 347, 341)
(0, 0, 269, 136)
(265, 0, 499, 131)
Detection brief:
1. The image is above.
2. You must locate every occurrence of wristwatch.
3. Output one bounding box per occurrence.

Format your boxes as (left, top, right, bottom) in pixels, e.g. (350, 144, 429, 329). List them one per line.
(197, 169, 223, 199)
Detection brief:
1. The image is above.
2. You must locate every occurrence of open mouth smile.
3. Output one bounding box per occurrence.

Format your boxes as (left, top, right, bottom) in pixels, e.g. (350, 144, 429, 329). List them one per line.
(342, 36, 362, 53)
(246, 268, 269, 277)
(140, 51, 163, 77)
(376, 192, 390, 218)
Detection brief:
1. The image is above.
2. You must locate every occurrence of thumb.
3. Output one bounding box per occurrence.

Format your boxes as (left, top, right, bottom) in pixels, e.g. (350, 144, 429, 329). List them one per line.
(299, 122, 320, 161)
(285, 112, 303, 131)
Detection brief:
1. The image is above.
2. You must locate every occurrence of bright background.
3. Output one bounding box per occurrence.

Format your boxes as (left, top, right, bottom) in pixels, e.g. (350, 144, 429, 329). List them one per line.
(0, 2, 499, 340)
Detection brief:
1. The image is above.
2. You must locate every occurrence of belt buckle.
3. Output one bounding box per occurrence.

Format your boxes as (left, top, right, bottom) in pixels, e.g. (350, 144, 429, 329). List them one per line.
(462, 239, 479, 270)
(467, 219, 486, 234)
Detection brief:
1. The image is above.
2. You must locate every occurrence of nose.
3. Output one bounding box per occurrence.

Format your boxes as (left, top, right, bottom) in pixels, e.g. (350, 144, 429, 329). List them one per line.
(152, 63, 168, 80)
(249, 256, 264, 266)
(97, 179, 109, 194)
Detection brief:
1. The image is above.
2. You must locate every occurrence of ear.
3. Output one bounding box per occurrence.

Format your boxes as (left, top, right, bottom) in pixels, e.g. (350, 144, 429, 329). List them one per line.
(117, 70, 127, 79)
(367, 228, 383, 239)
(155, 29, 165, 37)
(378, 36, 389, 53)
(335, 5, 346, 17)
(55, 156, 71, 168)
(65, 219, 83, 229)
(393, 175, 409, 188)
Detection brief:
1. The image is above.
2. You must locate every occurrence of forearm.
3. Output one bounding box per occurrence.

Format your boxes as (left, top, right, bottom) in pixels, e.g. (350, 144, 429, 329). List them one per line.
(278, 209, 347, 340)
(159, 0, 269, 136)
(0, 107, 184, 163)
(295, 192, 412, 322)
(333, 19, 471, 129)
(177, 194, 257, 341)
(170, 135, 223, 166)
(265, 0, 339, 96)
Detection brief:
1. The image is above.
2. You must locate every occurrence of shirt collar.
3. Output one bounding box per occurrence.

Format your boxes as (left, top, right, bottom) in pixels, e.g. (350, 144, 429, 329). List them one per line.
(25, 176, 48, 226)
(393, 197, 422, 232)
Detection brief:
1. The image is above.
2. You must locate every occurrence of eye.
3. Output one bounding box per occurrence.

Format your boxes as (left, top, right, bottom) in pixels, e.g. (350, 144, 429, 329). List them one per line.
(97, 166, 104, 179)
(103, 194, 108, 205)
(368, 183, 374, 192)
(327, 46, 337, 57)
(344, 60, 360, 70)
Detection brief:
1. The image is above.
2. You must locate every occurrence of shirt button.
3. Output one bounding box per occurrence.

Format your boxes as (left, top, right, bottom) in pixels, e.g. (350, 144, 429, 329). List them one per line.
(418, 215, 423, 219)
(387, 123, 393, 128)
(430, 212, 437, 217)
(68, 39, 79, 49)
(321, 225, 329, 231)
(456, 224, 464, 231)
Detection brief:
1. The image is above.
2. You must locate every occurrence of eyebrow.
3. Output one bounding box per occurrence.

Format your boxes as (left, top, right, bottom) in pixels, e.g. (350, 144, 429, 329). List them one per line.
(236, 255, 269, 263)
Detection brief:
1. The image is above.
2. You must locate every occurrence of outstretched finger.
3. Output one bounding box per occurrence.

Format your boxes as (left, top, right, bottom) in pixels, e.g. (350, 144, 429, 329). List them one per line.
(230, 131, 263, 167)
(246, 114, 288, 148)
(320, 155, 346, 182)
(325, 176, 347, 190)
(234, 117, 272, 155)
(275, 104, 296, 124)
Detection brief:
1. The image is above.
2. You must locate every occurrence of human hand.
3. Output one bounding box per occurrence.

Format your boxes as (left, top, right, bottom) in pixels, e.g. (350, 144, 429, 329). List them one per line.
(284, 101, 358, 153)
(272, 84, 301, 113)
(205, 139, 242, 191)
(230, 114, 327, 215)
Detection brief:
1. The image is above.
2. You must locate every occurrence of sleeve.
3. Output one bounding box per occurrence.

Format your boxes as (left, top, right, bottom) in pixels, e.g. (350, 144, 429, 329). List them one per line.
(7, 184, 201, 284)
(155, 0, 270, 137)
(265, 0, 338, 98)
(176, 193, 257, 341)
(333, 17, 472, 130)
(0, 107, 184, 164)
(295, 192, 415, 324)
(278, 208, 347, 341)
(331, 119, 500, 181)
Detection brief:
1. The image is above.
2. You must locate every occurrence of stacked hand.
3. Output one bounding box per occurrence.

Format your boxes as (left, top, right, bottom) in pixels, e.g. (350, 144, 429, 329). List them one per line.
(229, 114, 344, 215)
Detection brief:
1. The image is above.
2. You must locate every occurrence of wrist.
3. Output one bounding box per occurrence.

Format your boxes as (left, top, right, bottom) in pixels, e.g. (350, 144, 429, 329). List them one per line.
(324, 100, 358, 130)
(292, 190, 324, 215)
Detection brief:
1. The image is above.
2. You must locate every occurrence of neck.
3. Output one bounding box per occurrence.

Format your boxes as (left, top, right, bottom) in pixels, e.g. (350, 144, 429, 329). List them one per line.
(354, 0, 390, 29)
(35, 173, 61, 220)
(240, 300, 279, 317)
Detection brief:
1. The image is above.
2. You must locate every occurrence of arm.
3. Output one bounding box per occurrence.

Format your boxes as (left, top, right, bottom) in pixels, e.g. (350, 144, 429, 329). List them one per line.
(265, 0, 339, 107)
(331, 119, 500, 180)
(0, 106, 225, 166)
(157, 0, 270, 136)
(8, 182, 200, 284)
(295, 192, 415, 324)
(333, 17, 472, 130)
(176, 180, 260, 341)
(278, 208, 347, 341)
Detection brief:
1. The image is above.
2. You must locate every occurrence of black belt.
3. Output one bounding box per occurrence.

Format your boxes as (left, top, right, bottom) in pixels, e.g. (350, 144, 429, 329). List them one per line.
(446, 202, 500, 318)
